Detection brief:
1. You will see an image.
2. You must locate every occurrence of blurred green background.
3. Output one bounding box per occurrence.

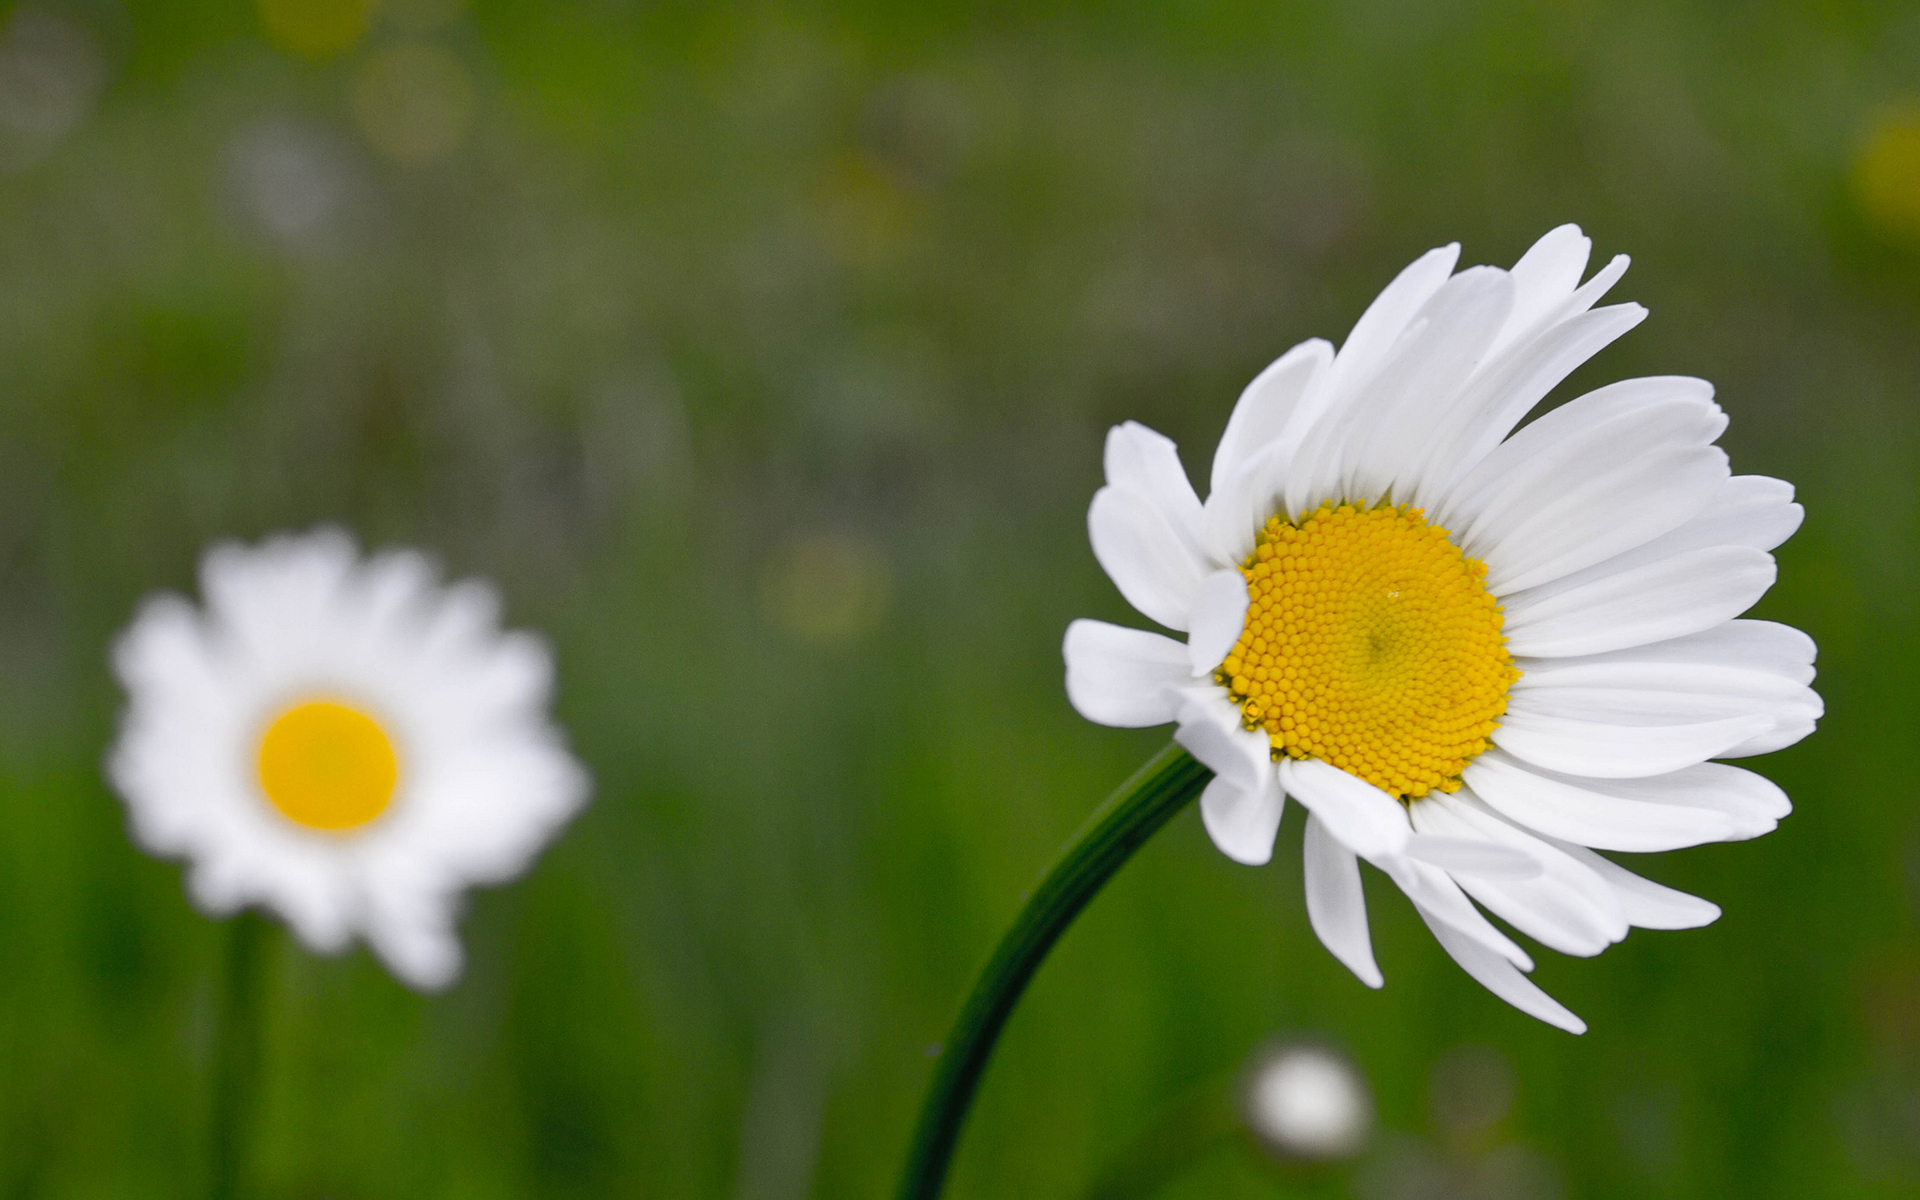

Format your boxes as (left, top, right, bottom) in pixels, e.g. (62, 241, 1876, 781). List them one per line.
(0, 0, 1914, 1196)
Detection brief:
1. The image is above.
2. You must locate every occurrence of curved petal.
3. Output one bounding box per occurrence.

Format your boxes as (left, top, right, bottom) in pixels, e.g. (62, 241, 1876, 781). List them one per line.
(1501, 546, 1777, 658)
(1303, 814, 1382, 987)
(1187, 568, 1250, 676)
(1062, 620, 1191, 728)
(1277, 757, 1411, 860)
(1508, 660, 1820, 761)
(1209, 338, 1333, 494)
(1515, 619, 1817, 687)
(1405, 834, 1543, 880)
(1200, 772, 1285, 866)
(1088, 486, 1210, 631)
(1499, 756, 1788, 840)
(1418, 906, 1588, 1034)
(1204, 438, 1291, 564)
(1390, 857, 1533, 969)
(1486, 224, 1591, 358)
(1445, 388, 1728, 589)
(1105, 422, 1206, 548)
(1541, 838, 1722, 930)
(1482, 446, 1728, 595)
(1173, 689, 1273, 791)
(1435, 376, 1715, 530)
(1493, 708, 1772, 779)
(1338, 267, 1515, 505)
(1463, 747, 1738, 850)
(1323, 242, 1461, 401)
(1506, 666, 1820, 732)
(1412, 792, 1627, 957)
(1406, 302, 1646, 504)
(1495, 474, 1804, 609)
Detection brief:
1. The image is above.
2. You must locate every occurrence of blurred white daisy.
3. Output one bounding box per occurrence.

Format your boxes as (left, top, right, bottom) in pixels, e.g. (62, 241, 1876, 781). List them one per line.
(1064, 226, 1819, 1032)
(109, 529, 590, 990)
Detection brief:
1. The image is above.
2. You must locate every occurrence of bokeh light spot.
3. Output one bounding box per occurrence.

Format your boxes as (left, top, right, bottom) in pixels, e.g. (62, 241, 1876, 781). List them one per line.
(350, 40, 474, 163)
(1854, 105, 1920, 242)
(760, 532, 893, 647)
(257, 0, 380, 60)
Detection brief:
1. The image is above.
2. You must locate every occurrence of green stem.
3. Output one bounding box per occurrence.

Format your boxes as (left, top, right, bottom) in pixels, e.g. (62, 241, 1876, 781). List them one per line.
(211, 912, 269, 1200)
(894, 742, 1212, 1200)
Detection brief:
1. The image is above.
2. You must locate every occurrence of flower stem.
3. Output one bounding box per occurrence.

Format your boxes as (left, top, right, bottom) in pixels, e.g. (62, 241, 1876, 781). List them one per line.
(211, 912, 269, 1200)
(894, 742, 1212, 1200)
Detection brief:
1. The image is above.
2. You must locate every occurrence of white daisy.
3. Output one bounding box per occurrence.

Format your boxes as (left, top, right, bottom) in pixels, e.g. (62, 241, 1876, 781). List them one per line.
(108, 528, 590, 990)
(1063, 225, 1819, 1033)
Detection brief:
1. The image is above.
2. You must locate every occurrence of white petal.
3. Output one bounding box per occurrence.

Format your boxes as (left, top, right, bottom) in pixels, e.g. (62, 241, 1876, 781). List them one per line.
(1486, 224, 1591, 358)
(1199, 773, 1285, 866)
(1487, 447, 1728, 594)
(1489, 754, 1788, 841)
(1452, 396, 1729, 593)
(1204, 438, 1291, 564)
(1062, 620, 1190, 728)
(1105, 421, 1206, 548)
(1516, 619, 1817, 687)
(1463, 748, 1738, 851)
(1391, 857, 1533, 969)
(1405, 834, 1543, 880)
(1088, 485, 1210, 631)
(1173, 689, 1273, 791)
(1496, 474, 1805, 608)
(1412, 793, 1627, 957)
(1506, 667, 1819, 732)
(1323, 242, 1461, 400)
(1417, 907, 1588, 1034)
(1543, 839, 1722, 930)
(1501, 546, 1777, 658)
(1493, 708, 1773, 779)
(1187, 568, 1250, 676)
(361, 877, 463, 991)
(1303, 815, 1382, 988)
(1406, 302, 1646, 503)
(1435, 376, 1715, 532)
(1277, 757, 1411, 860)
(1508, 660, 1820, 761)
(1280, 389, 1361, 522)
(1722, 714, 1818, 758)
(1338, 267, 1516, 504)
(1209, 338, 1333, 494)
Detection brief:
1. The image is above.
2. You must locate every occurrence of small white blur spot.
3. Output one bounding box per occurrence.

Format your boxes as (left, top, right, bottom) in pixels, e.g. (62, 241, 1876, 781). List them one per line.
(1240, 1041, 1374, 1162)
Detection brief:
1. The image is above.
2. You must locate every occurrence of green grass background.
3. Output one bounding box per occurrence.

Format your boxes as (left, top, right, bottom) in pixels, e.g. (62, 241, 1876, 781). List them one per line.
(0, 0, 1915, 1196)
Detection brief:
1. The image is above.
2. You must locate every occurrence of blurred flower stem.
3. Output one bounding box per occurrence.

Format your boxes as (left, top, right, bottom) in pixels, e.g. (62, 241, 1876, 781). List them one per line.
(894, 742, 1211, 1200)
(211, 913, 269, 1200)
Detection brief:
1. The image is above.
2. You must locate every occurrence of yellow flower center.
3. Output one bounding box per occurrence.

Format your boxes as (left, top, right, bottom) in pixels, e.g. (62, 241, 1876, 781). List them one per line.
(1220, 502, 1518, 800)
(257, 700, 399, 831)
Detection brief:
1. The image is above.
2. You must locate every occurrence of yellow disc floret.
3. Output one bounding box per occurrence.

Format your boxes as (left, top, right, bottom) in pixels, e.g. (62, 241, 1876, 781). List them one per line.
(257, 700, 400, 832)
(1219, 502, 1518, 800)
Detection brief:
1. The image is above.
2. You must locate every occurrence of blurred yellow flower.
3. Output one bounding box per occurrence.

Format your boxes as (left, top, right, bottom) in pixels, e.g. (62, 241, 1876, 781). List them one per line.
(760, 531, 893, 647)
(256, 0, 379, 60)
(351, 40, 474, 164)
(1854, 105, 1920, 242)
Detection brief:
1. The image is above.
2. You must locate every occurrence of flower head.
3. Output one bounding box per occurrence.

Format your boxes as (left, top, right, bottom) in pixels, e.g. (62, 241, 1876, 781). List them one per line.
(1064, 226, 1819, 1032)
(109, 528, 590, 990)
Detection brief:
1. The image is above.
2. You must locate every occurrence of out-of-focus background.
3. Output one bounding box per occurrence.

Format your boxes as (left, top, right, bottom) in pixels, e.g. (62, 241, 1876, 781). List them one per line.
(0, 0, 1914, 1196)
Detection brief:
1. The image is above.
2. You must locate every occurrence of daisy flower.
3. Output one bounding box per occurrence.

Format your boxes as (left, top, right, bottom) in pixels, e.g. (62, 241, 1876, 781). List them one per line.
(108, 529, 590, 990)
(1063, 226, 1819, 1032)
